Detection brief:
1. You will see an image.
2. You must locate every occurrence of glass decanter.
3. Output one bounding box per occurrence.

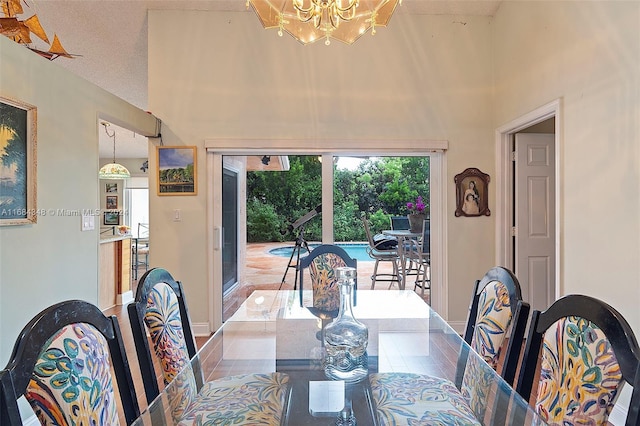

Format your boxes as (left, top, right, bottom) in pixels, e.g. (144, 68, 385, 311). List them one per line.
(323, 266, 368, 383)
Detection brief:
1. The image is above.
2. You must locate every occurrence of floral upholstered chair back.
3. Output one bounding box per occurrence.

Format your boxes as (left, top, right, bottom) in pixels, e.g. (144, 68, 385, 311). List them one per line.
(24, 323, 121, 425)
(535, 316, 623, 425)
(461, 279, 515, 418)
(143, 281, 198, 420)
(309, 253, 347, 312)
(469, 280, 514, 369)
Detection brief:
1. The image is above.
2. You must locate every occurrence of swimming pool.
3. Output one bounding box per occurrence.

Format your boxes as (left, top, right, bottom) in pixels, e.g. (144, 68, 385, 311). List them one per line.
(269, 243, 372, 262)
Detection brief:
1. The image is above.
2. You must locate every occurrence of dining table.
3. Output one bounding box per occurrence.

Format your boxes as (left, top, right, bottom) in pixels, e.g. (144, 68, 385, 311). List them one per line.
(381, 229, 422, 289)
(130, 289, 543, 425)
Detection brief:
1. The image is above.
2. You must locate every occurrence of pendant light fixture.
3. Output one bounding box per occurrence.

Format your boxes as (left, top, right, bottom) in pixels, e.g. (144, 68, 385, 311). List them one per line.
(99, 122, 130, 179)
(247, 0, 401, 46)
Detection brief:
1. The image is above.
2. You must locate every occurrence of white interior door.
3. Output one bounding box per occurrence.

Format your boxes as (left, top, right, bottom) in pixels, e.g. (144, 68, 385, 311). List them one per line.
(515, 133, 555, 312)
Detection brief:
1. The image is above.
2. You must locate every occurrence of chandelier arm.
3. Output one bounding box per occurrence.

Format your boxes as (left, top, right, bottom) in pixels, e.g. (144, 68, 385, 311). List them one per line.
(329, 12, 338, 30)
(294, 0, 317, 22)
(296, 12, 316, 24)
(293, 1, 314, 14)
(335, 0, 358, 16)
(336, 7, 356, 21)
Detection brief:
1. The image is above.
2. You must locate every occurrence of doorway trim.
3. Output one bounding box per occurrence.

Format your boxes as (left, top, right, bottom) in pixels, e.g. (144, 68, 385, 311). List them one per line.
(206, 141, 449, 331)
(495, 98, 562, 300)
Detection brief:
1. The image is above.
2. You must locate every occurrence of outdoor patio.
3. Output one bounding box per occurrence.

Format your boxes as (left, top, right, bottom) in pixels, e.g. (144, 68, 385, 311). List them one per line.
(224, 242, 429, 321)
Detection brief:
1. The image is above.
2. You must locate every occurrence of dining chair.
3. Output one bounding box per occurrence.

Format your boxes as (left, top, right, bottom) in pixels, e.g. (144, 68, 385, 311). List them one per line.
(361, 216, 402, 289)
(455, 266, 530, 422)
(370, 266, 530, 424)
(515, 294, 640, 426)
(297, 243, 357, 316)
(457, 266, 530, 387)
(405, 219, 431, 298)
(0, 299, 139, 425)
(127, 267, 290, 424)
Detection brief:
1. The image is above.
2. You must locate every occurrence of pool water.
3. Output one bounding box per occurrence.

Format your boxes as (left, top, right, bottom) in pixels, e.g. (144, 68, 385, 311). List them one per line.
(269, 243, 372, 262)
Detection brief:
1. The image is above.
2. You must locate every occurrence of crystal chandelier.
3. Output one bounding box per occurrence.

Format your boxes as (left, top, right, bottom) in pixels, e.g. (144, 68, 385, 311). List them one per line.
(247, 0, 401, 46)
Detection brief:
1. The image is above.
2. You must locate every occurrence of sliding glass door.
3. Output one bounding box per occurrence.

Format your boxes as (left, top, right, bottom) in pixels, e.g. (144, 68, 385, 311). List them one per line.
(222, 168, 238, 294)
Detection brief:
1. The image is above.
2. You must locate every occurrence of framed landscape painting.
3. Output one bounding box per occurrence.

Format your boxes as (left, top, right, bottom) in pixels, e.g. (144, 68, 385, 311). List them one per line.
(157, 146, 197, 195)
(103, 211, 120, 226)
(0, 97, 37, 226)
(105, 183, 117, 193)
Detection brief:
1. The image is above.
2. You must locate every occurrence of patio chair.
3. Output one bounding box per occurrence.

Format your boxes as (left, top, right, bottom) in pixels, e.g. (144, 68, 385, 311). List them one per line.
(362, 217, 401, 289)
(127, 268, 290, 424)
(389, 215, 410, 230)
(0, 300, 140, 425)
(391, 214, 424, 278)
(297, 244, 357, 317)
(405, 219, 431, 298)
(515, 294, 640, 426)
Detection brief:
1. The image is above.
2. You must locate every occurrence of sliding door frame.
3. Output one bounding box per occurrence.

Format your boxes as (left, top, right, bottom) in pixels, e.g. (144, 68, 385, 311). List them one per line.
(206, 140, 449, 331)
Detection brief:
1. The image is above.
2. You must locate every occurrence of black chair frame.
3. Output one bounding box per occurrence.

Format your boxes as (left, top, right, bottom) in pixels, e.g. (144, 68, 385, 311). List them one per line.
(128, 267, 201, 404)
(516, 294, 640, 426)
(455, 266, 530, 388)
(297, 244, 358, 312)
(0, 300, 139, 425)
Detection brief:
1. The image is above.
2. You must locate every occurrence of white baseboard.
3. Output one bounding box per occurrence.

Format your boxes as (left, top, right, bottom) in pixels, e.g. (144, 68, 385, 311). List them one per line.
(448, 320, 466, 335)
(192, 322, 212, 337)
(608, 403, 627, 426)
(116, 290, 134, 306)
(23, 414, 40, 426)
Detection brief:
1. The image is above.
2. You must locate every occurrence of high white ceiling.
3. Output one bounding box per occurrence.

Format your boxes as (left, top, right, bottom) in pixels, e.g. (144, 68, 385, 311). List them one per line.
(19, 0, 502, 158)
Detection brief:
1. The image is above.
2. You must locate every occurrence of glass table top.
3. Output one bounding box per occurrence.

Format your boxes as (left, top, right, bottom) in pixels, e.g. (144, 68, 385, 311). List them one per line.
(131, 290, 543, 425)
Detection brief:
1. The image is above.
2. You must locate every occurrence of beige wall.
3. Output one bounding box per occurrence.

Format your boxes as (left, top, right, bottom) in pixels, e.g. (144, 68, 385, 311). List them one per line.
(1, 0, 638, 419)
(0, 36, 158, 366)
(492, 3, 639, 415)
(148, 10, 497, 326)
(493, 2, 640, 327)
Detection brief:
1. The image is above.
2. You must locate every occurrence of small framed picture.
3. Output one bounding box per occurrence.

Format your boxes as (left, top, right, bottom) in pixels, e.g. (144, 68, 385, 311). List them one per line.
(454, 168, 490, 217)
(105, 183, 118, 193)
(103, 211, 120, 226)
(157, 146, 197, 195)
(106, 195, 118, 209)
